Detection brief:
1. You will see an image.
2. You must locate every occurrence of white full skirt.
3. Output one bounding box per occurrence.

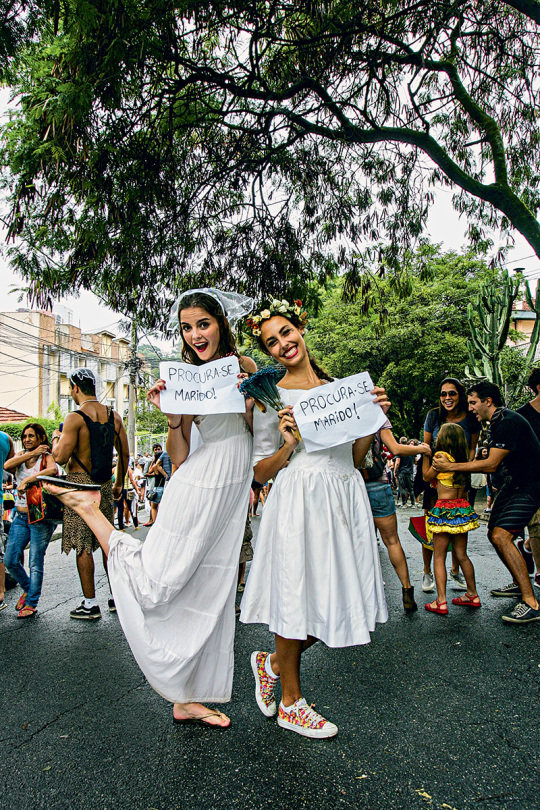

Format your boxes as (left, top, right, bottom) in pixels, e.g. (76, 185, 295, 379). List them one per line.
(107, 415, 252, 703)
(240, 461, 388, 647)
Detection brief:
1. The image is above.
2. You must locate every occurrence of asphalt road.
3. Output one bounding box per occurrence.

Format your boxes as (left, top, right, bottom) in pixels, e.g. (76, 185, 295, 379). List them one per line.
(1, 500, 538, 810)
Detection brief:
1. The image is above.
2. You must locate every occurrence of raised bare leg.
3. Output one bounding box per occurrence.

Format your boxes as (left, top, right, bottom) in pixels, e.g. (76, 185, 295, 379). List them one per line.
(41, 484, 114, 556)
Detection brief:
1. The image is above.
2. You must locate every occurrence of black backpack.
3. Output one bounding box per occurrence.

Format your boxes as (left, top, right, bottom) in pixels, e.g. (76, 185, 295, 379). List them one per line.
(72, 407, 117, 484)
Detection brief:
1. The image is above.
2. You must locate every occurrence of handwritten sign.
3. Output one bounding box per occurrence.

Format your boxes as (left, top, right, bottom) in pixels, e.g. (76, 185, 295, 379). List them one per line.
(293, 372, 387, 453)
(159, 357, 245, 415)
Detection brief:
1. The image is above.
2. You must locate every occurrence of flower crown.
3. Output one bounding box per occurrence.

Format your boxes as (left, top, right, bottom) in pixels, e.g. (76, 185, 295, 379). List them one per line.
(245, 298, 309, 337)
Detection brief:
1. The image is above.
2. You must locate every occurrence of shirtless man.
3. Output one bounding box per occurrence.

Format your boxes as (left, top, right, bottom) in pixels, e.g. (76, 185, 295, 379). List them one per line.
(52, 368, 129, 620)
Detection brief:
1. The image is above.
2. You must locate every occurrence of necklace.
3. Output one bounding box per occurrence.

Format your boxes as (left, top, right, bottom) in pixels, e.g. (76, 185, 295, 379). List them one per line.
(78, 398, 98, 408)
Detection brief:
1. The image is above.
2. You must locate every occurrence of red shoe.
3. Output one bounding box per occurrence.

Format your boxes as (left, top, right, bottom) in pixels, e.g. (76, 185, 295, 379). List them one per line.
(142, 521, 154, 527)
(452, 594, 481, 608)
(425, 600, 448, 615)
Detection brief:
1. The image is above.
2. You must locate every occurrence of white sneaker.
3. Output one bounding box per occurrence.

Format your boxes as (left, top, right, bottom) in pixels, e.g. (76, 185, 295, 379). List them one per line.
(277, 698, 338, 739)
(422, 573, 435, 592)
(250, 651, 278, 717)
(449, 570, 467, 590)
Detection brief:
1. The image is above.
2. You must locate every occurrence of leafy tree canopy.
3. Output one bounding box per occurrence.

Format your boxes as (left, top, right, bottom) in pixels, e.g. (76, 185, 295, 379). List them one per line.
(1, 1, 539, 327)
(306, 244, 525, 436)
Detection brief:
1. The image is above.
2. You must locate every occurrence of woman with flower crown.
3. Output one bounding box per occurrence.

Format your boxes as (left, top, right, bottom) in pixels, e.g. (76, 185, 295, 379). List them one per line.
(39, 289, 256, 729)
(240, 299, 389, 739)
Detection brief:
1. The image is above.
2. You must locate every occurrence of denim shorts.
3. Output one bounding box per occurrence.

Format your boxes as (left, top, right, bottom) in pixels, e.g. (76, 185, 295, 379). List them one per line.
(148, 485, 164, 504)
(365, 482, 396, 518)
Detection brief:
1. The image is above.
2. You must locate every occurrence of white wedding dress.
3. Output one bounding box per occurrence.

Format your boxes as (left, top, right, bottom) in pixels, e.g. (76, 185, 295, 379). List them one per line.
(107, 413, 253, 703)
(240, 389, 387, 647)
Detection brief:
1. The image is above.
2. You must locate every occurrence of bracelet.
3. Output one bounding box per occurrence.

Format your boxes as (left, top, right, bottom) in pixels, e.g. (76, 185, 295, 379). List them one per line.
(167, 420, 182, 430)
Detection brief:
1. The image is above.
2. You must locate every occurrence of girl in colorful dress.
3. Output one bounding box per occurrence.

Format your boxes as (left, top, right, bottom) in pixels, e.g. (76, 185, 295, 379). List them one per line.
(240, 300, 389, 739)
(422, 423, 480, 615)
(40, 289, 255, 728)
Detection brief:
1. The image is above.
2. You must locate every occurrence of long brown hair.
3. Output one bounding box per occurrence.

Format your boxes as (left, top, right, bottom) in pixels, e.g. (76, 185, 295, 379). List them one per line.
(256, 311, 332, 381)
(178, 291, 239, 366)
(434, 423, 468, 488)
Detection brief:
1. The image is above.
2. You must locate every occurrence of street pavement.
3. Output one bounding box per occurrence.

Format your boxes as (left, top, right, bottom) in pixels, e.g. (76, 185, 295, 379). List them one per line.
(1, 500, 538, 810)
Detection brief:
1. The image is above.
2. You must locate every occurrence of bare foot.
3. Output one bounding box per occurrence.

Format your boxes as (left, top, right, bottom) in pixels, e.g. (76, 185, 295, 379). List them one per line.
(173, 702, 230, 727)
(42, 483, 101, 513)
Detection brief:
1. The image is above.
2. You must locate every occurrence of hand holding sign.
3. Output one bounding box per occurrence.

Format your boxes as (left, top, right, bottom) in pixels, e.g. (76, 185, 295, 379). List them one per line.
(293, 372, 388, 453)
(158, 357, 246, 415)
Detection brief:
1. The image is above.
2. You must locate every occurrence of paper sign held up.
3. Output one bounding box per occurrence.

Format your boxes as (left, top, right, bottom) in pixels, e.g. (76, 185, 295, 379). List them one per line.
(293, 371, 387, 453)
(159, 357, 245, 415)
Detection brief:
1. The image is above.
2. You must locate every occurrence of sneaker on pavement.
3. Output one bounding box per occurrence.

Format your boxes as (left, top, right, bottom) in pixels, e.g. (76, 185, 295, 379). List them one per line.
(422, 573, 435, 592)
(449, 570, 468, 590)
(108, 598, 117, 613)
(490, 582, 522, 598)
(501, 601, 540, 624)
(70, 601, 102, 620)
(251, 651, 279, 717)
(516, 539, 535, 575)
(277, 698, 338, 739)
(0, 599, 6, 612)
(534, 573, 540, 589)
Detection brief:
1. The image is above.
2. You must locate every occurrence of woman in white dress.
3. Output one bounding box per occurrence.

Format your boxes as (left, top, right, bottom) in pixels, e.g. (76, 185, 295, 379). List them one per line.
(240, 300, 388, 738)
(41, 289, 256, 728)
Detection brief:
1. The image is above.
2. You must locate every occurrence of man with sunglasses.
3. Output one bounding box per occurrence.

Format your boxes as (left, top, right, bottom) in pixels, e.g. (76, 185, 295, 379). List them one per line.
(433, 381, 540, 624)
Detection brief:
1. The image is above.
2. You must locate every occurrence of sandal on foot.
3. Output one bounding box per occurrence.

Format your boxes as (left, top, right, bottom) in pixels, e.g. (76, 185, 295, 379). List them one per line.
(173, 709, 230, 729)
(37, 475, 101, 491)
(17, 605, 38, 619)
(425, 600, 448, 615)
(452, 594, 481, 608)
(15, 592, 27, 611)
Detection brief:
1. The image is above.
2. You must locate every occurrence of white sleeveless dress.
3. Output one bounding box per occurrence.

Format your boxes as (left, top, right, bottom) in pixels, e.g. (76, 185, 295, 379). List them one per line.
(240, 389, 387, 647)
(107, 413, 253, 703)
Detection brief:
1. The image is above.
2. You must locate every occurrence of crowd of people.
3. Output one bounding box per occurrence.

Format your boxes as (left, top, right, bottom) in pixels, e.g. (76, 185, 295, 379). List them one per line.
(1, 288, 539, 741)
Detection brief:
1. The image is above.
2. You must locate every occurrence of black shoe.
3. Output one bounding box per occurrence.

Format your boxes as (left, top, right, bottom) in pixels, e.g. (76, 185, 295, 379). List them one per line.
(490, 582, 522, 598)
(108, 598, 117, 613)
(501, 601, 540, 624)
(70, 601, 102, 620)
(402, 586, 418, 613)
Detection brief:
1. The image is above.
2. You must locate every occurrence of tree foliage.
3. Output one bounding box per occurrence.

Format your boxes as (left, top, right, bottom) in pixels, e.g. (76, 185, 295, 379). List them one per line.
(306, 245, 502, 436)
(1, 1, 539, 325)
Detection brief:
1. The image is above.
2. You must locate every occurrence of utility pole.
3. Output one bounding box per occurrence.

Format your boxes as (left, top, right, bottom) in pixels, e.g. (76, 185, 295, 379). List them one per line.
(127, 318, 138, 458)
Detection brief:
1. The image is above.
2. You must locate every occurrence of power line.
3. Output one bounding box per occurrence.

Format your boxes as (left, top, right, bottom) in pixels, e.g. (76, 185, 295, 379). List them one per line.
(0, 310, 129, 354)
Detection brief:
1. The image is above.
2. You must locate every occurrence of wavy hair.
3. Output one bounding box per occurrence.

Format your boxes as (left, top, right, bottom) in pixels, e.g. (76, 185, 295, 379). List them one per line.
(178, 291, 239, 366)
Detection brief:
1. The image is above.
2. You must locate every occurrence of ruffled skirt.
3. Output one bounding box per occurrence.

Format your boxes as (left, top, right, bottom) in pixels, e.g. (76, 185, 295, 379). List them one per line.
(426, 498, 479, 541)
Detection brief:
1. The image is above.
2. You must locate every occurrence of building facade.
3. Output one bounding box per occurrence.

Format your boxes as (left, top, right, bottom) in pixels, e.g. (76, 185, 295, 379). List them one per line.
(0, 309, 131, 419)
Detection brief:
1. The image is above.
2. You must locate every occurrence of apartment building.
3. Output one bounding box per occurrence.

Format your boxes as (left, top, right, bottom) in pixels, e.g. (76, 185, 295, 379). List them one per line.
(0, 308, 131, 419)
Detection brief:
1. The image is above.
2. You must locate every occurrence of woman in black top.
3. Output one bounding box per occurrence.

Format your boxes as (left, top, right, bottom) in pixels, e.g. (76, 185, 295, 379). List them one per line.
(421, 377, 479, 593)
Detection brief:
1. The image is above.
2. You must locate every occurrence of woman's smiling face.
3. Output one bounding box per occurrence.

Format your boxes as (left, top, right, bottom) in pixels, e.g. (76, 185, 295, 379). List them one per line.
(180, 307, 221, 363)
(440, 385, 460, 412)
(260, 316, 306, 366)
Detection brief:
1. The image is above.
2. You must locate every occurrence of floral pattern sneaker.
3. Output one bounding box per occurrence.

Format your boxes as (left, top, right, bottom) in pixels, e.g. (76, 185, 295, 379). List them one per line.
(250, 651, 278, 717)
(277, 698, 338, 739)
